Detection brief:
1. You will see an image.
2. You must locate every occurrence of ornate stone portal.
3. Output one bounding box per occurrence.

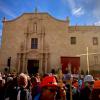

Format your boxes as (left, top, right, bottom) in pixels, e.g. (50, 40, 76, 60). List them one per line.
(16, 15, 50, 74)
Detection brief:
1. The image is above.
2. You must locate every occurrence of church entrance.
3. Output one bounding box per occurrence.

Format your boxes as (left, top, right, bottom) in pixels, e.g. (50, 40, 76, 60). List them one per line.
(27, 60, 39, 75)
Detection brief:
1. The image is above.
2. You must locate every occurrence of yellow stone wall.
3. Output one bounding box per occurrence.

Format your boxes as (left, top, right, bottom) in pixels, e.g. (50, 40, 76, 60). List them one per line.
(0, 13, 100, 73)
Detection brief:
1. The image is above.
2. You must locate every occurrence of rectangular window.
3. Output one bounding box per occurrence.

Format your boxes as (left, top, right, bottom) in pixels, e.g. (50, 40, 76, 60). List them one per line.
(70, 37, 76, 44)
(93, 37, 98, 45)
(31, 38, 38, 49)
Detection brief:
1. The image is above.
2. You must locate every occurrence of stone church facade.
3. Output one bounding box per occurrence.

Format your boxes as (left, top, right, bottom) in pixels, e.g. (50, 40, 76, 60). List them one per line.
(0, 12, 100, 74)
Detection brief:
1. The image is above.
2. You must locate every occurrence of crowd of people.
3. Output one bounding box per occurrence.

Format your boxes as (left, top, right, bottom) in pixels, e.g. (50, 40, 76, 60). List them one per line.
(0, 70, 100, 100)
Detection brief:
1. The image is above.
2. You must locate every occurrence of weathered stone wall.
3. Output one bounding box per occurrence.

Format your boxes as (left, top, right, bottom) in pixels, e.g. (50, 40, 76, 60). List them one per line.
(0, 13, 100, 73)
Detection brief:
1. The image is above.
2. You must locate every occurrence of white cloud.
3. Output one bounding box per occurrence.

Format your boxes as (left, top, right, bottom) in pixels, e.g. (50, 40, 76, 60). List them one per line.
(94, 21, 100, 26)
(0, 2, 16, 18)
(72, 7, 84, 16)
(62, 0, 84, 17)
(73, 8, 82, 14)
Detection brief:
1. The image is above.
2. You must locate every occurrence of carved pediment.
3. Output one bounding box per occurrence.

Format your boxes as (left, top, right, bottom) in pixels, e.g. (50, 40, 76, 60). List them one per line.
(29, 49, 38, 53)
(27, 49, 40, 57)
(26, 49, 50, 59)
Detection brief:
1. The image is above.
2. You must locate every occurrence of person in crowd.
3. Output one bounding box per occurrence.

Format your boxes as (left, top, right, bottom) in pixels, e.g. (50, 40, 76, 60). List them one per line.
(17, 73, 32, 100)
(4, 73, 32, 100)
(31, 76, 41, 100)
(91, 88, 100, 100)
(4, 76, 15, 100)
(34, 75, 66, 100)
(79, 75, 95, 100)
(0, 76, 5, 100)
(63, 71, 79, 100)
(34, 73, 41, 84)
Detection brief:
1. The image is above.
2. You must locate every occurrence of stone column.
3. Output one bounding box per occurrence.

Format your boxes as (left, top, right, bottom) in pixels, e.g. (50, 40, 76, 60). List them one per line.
(39, 54, 43, 75)
(24, 56, 28, 74)
(42, 53, 45, 74)
(47, 53, 50, 73)
(17, 53, 21, 73)
(22, 54, 27, 73)
(45, 53, 48, 73)
(18, 53, 24, 73)
(17, 53, 20, 73)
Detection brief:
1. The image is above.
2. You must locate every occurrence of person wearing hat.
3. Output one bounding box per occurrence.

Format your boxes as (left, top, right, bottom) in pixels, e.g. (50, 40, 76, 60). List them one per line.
(4, 73, 31, 100)
(79, 75, 95, 100)
(34, 76, 66, 100)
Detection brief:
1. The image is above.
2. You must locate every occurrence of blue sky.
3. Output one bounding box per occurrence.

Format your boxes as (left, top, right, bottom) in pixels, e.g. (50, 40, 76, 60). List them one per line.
(0, 0, 100, 36)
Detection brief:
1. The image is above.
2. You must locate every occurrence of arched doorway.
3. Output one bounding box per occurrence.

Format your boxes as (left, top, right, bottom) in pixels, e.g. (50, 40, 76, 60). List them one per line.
(27, 60, 39, 75)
